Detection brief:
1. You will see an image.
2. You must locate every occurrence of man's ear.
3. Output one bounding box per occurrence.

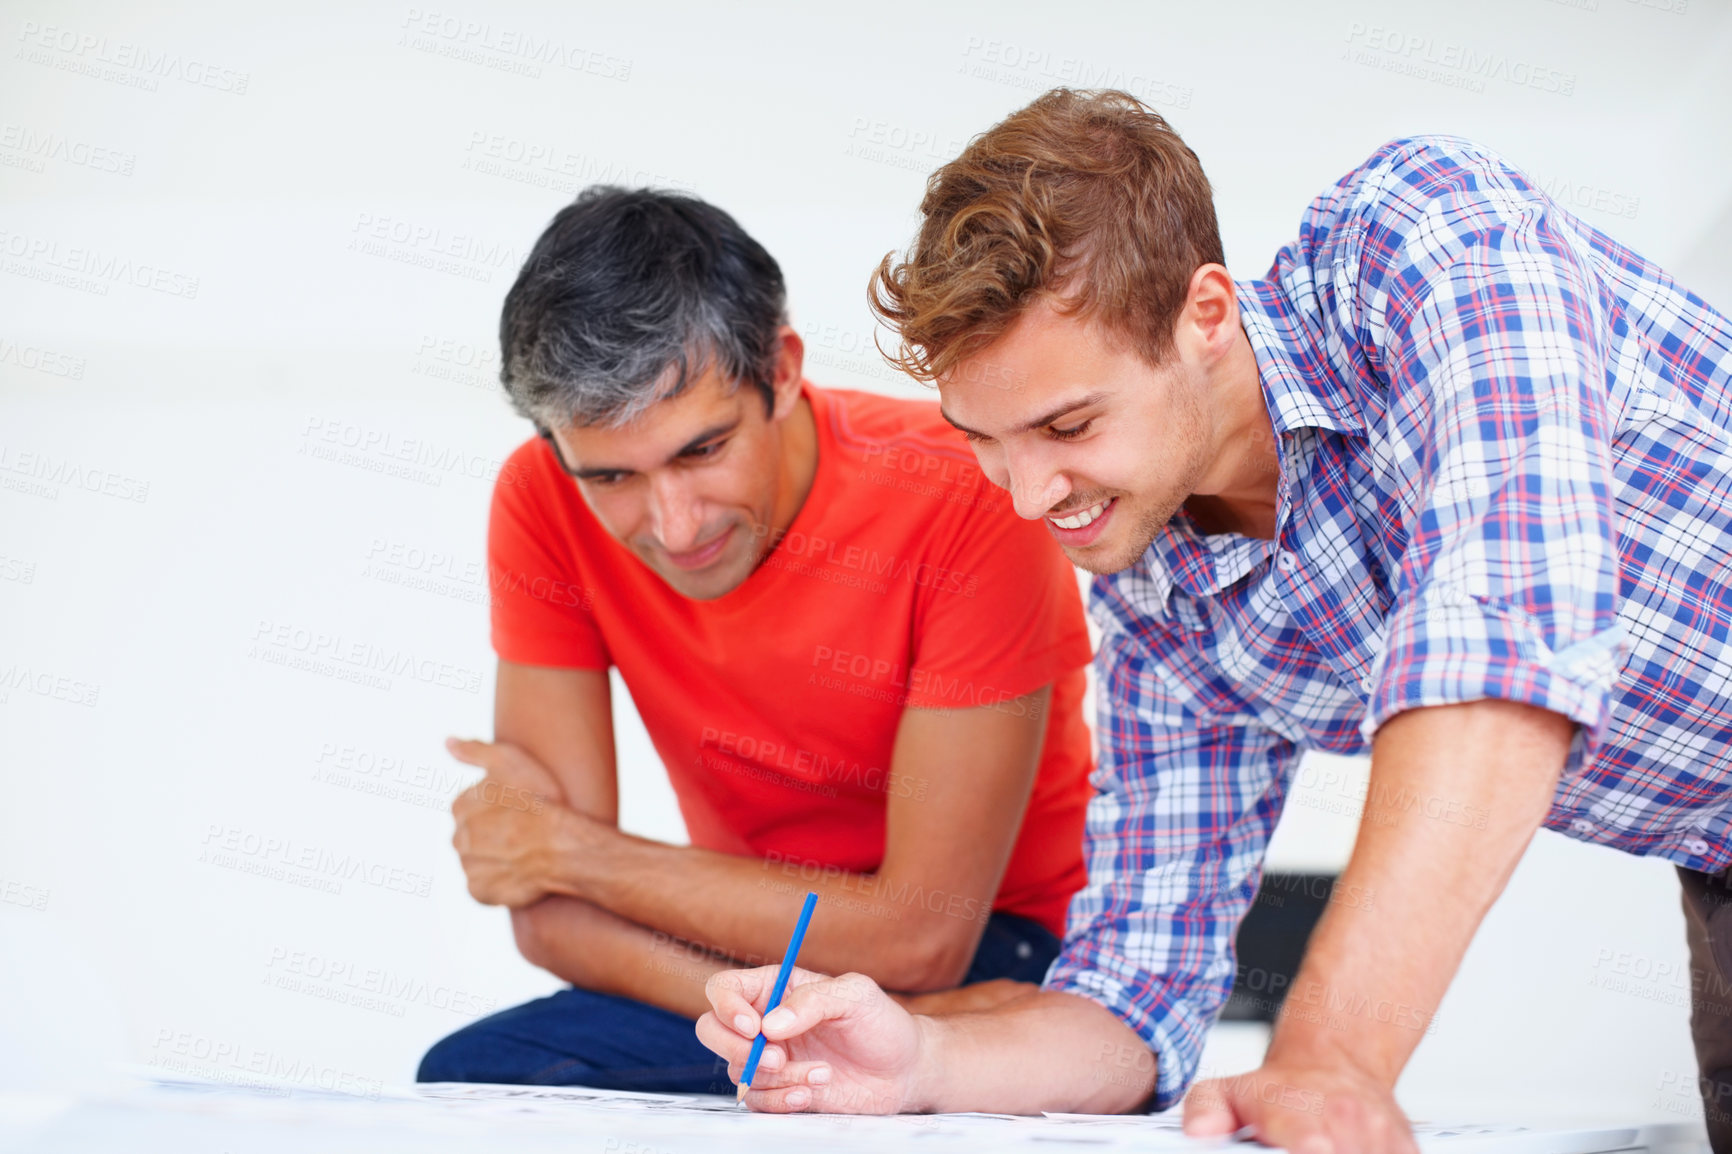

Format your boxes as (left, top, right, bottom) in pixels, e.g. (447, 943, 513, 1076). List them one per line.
(767, 324, 806, 421)
(1179, 264, 1239, 363)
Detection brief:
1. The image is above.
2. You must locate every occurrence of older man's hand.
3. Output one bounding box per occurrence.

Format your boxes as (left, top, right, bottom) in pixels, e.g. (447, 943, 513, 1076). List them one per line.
(447, 737, 579, 908)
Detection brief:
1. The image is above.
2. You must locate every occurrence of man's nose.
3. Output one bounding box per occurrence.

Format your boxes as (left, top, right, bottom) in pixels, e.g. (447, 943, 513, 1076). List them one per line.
(649, 474, 704, 551)
(1005, 447, 1069, 521)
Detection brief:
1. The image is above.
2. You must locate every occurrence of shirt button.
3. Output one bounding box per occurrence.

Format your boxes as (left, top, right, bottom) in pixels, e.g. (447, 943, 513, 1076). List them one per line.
(1278, 552, 1297, 571)
(1360, 675, 1374, 691)
(1571, 819, 1595, 834)
(1687, 837, 1712, 856)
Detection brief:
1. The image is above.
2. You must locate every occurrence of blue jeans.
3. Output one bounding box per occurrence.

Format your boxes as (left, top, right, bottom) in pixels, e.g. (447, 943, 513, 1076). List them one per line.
(417, 911, 1060, 1094)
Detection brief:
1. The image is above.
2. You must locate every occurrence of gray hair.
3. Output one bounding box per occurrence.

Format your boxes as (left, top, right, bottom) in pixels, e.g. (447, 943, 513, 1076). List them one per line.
(499, 186, 788, 429)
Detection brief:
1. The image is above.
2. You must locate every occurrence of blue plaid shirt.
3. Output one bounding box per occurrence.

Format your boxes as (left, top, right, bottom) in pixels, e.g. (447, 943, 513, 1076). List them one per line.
(1042, 135, 1732, 1110)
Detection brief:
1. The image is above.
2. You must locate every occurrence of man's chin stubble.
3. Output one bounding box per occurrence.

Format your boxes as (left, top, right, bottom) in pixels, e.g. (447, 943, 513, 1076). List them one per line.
(1068, 497, 1179, 575)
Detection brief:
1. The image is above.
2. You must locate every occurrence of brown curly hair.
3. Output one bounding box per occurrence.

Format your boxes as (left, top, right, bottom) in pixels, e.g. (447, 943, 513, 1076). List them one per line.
(869, 88, 1224, 383)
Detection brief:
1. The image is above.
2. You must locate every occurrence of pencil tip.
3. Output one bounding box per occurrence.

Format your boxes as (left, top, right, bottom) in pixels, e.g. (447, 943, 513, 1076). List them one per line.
(735, 1082, 748, 1104)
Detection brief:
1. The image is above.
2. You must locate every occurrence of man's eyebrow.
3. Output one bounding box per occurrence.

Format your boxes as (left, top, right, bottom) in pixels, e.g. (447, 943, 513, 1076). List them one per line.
(672, 420, 740, 456)
(940, 392, 1110, 439)
(570, 419, 740, 479)
(938, 407, 985, 438)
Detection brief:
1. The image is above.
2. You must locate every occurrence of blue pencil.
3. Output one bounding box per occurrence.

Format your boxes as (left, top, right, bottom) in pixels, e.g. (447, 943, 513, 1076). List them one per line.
(736, 890, 819, 1103)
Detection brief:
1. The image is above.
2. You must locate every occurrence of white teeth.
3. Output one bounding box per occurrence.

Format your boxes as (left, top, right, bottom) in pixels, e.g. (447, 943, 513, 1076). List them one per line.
(1050, 499, 1111, 530)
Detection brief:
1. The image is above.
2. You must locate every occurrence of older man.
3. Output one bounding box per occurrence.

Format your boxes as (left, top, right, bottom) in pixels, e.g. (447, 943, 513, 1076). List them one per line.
(417, 186, 1096, 1094)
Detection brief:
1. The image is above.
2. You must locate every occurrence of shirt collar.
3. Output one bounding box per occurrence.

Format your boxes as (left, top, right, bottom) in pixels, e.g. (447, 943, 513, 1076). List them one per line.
(1128, 276, 1365, 611)
(1146, 506, 1278, 606)
(1237, 274, 1366, 439)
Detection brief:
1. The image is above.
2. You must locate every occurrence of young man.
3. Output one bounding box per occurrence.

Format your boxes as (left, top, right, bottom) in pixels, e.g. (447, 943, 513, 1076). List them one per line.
(696, 89, 1732, 1151)
(415, 187, 1096, 1094)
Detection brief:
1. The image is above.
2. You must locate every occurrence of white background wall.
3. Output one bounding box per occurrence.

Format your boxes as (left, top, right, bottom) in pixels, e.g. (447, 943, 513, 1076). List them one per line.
(2, 0, 1729, 1128)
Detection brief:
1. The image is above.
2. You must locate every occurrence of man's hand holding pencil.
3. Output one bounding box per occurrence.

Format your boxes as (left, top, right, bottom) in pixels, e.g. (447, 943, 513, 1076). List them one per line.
(697, 964, 934, 1113)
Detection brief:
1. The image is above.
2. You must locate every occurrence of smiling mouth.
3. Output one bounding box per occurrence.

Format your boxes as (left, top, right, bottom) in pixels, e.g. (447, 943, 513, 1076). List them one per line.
(1047, 498, 1115, 530)
(663, 526, 734, 570)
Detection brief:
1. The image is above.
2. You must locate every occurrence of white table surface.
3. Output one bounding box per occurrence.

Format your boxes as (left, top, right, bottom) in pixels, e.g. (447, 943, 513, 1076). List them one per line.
(0, 1074, 1709, 1154)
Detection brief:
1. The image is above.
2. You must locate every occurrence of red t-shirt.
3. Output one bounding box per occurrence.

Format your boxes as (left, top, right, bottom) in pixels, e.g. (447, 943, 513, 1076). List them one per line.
(487, 383, 1094, 937)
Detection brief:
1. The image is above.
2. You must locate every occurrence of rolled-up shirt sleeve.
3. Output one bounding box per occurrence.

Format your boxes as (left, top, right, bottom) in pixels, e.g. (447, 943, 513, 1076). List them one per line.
(1043, 623, 1295, 1111)
(1356, 168, 1625, 747)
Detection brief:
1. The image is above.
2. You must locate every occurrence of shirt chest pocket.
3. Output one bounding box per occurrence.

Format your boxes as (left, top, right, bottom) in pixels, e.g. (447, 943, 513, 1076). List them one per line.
(1272, 511, 1392, 700)
(1177, 574, 1373, 750)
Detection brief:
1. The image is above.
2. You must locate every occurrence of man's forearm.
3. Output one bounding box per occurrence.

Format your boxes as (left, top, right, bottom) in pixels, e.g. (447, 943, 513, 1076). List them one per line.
(543, 824, 992, 992)
(899, 991, 1155, 1114)
(513, 895, 731, 1020)
(1268, 699, 1574, 1081)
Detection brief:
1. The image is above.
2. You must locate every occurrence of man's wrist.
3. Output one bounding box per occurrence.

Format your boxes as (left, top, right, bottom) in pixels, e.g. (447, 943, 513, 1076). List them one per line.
(1266, 987, 1410, 1087)
(904, 1010, 952, 1114)
(540, 804, 609, 900)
